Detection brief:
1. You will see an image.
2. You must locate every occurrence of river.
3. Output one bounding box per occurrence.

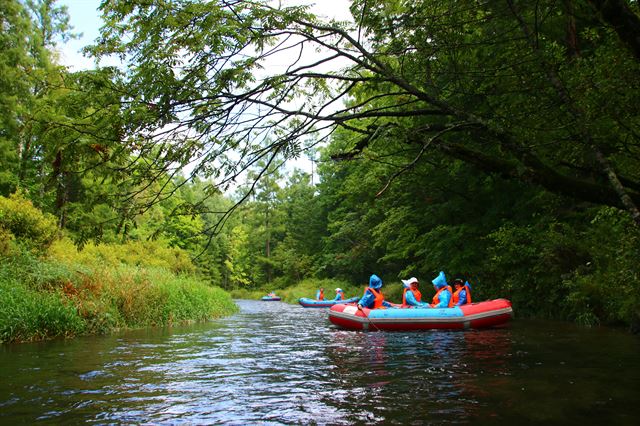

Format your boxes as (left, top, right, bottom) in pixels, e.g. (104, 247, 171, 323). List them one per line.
(1, 299, 639, 424)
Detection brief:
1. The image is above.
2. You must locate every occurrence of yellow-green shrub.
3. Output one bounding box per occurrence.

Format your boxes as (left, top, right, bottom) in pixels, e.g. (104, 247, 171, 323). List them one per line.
(0, 227, 15, 256)
(48, 238, 195, 274)
(0, 192, 58, 252)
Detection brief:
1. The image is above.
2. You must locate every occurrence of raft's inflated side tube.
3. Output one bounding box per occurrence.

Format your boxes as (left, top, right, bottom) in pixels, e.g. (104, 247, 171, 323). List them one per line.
(261, 296, 281, 301)
(328, 299, 512, 331)
(298, 296, 360, 308)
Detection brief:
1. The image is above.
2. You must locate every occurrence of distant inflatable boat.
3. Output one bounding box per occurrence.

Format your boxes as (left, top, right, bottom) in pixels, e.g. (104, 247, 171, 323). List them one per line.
(328, 299, 513, 331)
(261, 296, 281, 301)
(298, 296, 360, 308)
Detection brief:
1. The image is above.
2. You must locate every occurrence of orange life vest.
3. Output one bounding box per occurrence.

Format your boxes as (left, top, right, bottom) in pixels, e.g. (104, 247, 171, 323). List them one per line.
(402, 288, 422, 306)
(318, 289, 324, 301)
(452, 284, 472, 306)
(431, 285, 453, 307)
(367, 287, 385, 309)
(452, 288, 461, 306)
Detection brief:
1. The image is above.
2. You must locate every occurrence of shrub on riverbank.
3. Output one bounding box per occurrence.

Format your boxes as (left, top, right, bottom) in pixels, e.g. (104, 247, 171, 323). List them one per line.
(0, 249, 238, 343)
(47, 238, 196, 275)
(481, 206, 640, 328)
(0, 195, 238, 343)
(0, 192, 58, 255)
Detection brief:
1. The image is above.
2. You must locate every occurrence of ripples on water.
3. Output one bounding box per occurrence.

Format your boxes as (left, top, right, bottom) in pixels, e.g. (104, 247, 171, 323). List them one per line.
(1, 299, 639, 424)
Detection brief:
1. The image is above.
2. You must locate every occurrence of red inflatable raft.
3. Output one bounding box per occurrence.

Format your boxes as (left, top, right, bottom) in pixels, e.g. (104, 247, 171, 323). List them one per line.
(328, 299, 513, 331)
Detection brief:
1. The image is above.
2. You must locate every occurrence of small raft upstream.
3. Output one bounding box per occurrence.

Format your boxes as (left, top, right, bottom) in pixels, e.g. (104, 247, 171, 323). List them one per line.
(298, 296, 360, 308)
(261, 296, 281, 301)
(328, 299, 513, 331)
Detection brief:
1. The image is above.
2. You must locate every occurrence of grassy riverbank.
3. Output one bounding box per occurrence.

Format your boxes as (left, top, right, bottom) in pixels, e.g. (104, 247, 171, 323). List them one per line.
(0, 194, 238, 343)
(0, 246, 238, 343)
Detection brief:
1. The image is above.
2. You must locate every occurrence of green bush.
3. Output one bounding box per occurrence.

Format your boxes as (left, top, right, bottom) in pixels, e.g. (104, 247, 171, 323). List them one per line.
(48, 238, 195, 275)
(0, 192, 58, 252)
(563, 207, 640, 327)
(1, 250, 75, 290)
(229, 287, 266, 300)
(484, 207, 640, 328)
(0, 227, 15, 256)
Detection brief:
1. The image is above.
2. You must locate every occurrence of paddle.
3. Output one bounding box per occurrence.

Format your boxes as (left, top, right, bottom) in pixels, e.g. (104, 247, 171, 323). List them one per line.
(357, 304, 382, 332)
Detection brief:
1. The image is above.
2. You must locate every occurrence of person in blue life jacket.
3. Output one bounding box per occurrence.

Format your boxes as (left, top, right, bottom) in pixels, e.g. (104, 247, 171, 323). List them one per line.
(357, 274, 393, 309)
(333, 288, 344, 301)
(429, 271, 452, 308)
(401, 277, 429, 307)
(452, 279, 472, 306)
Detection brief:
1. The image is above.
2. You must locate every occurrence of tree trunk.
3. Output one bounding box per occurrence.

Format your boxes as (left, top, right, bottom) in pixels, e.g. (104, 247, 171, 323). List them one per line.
(564, 0, 580, 58)
(265, 208, 271, 284)
(53, 150, 67, 229)
(594, 149, 640, 225)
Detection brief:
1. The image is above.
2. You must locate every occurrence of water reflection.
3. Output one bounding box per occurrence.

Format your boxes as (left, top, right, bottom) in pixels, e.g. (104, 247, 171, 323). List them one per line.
(321, 326, 516, 423)
(1, 301, 639, 424)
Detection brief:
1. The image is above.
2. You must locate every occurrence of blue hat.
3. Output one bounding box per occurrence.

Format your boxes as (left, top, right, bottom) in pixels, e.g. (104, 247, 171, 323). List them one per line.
(465, 280, 472, 290)
(369, 274, 383, 289)
(432, 271, 447, 288)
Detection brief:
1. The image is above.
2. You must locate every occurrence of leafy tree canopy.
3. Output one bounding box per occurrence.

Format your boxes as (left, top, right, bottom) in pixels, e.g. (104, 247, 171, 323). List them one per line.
(86, 0, 640, 225)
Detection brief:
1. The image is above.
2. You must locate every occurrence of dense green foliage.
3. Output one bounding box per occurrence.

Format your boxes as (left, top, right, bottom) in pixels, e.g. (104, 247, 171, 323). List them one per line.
(0, 191, 58, 253)
(1, 0, 639, 333)
(0, 193, 238, 343)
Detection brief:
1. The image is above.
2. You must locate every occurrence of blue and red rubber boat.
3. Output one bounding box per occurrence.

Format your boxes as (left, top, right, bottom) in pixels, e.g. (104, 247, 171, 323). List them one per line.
(328, 299, 513, 331)
(261, 295, 281, 301)
(298, 296, 360, 308)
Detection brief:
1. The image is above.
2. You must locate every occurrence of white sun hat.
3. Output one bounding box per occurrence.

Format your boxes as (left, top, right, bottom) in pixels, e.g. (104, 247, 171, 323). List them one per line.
(401, 277, 419, 287)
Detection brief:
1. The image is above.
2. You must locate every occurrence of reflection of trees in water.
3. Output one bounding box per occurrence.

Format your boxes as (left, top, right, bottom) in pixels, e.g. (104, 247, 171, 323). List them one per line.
(318, 328, 514, 422)
(452, 328, 515, 419)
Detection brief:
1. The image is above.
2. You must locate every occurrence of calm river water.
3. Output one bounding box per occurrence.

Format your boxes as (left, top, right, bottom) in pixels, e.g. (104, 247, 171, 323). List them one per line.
(1, 299, 639, 424)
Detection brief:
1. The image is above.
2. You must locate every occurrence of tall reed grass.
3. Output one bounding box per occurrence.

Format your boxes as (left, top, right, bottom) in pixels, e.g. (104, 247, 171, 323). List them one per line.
(0, 244, 238, 343)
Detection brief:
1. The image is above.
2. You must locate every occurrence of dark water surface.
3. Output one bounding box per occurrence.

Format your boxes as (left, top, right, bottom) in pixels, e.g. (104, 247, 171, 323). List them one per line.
(1, 300, 639, 424)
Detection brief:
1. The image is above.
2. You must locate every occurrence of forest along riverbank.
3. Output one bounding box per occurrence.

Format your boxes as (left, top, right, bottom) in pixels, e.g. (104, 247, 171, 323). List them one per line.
(1, 300, 639, 424)
(3, 0, 640, 333)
